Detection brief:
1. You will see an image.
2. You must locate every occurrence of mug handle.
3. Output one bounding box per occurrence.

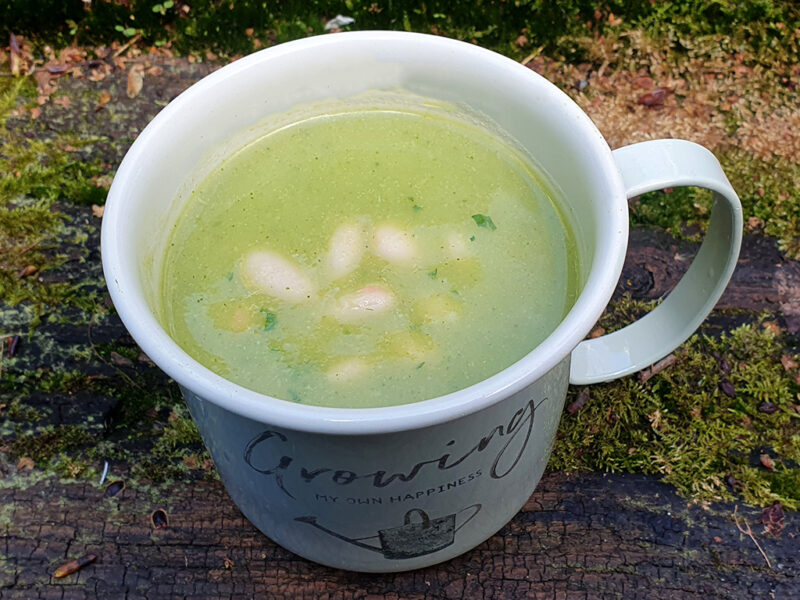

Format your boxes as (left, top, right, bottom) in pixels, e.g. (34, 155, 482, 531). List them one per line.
(569, 139, 743, 385)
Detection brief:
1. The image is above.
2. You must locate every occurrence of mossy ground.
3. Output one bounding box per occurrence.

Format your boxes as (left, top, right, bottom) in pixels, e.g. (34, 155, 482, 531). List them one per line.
(0, 2, 799, 510)
(552, 315, 800, 509)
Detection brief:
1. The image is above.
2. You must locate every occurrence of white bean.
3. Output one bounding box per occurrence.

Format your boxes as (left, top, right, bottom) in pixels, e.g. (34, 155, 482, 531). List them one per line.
(371, 225, 417, 264)
(241, 250, 315, 303)
(333, 285, 395, 323)
(326, 357, 369, 382)
(326, 222, 366, 281)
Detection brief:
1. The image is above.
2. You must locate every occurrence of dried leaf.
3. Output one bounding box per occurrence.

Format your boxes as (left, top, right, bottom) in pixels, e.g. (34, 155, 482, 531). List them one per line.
(29, 107, 41, 120)
(763, 321, 781, 335)
(34, 70, 57, 96)
(719, 379, 736, 399)
(637, 87, 670, 107)
(718, 358, 732, 376)
(53, 96, 72, 108)
(648, 409, 666, 431)
(16, 457, 34, 471)
(781, 355, 798, 371)
(746, 216, 764, 232)
(223, 556, 235, 569)
(59, 46, 86, 63)
(6, 334, 20, 358)
(758, 402, 780, 415)
(96, 90, 112, 111)
(18, 265, 38, 278)
(126, 64, 145, 98)
(761, 501, 784, 536)
(145, 66, 163, 76)
(91, 204, 105, 218)
(567, 388, 590, 414)
(88, 68, 108, 82)
(759, 453, 774, 471)
(54, 554, 97, 578)
(92, 174, 114, 189)
(589, 326, 605, 339)
(109, 351, 133, 367)
(9, 33, 20, 76)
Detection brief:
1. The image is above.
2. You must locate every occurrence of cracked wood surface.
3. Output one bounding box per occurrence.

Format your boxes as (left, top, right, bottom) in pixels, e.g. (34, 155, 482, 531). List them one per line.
(2, 473, 798, 599)
(1, 54, 799, 599)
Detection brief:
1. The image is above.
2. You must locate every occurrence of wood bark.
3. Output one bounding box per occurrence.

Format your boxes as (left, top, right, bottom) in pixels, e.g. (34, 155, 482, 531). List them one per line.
(2, 473, 798, 599)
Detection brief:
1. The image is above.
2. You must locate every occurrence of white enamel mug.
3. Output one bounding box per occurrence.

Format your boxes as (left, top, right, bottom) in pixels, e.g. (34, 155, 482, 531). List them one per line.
(101, 32, 742, 572)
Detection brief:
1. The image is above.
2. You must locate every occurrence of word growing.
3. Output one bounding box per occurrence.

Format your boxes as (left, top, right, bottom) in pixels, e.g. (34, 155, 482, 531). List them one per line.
(243, 397, 545, 499)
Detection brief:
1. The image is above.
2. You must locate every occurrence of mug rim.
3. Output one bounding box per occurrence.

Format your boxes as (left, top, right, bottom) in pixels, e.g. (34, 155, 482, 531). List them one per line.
(101, 31, 628, 435)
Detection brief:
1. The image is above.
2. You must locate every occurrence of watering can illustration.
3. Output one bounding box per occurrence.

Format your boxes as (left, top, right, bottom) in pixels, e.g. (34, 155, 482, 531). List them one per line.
(295, 504, 481, 559)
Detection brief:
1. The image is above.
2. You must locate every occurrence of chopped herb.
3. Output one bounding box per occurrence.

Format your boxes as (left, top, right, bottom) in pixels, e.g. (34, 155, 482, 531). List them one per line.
(469, 235, 476, 241)
(428, 268, 438, 279)
(225, 272, 234, 282)
(472, 214, 496, 230)
(412, 204, 423, 213)
(261, 310, 277, 331)
(416, 362, 425, 369)
(289, 390, 302, 403)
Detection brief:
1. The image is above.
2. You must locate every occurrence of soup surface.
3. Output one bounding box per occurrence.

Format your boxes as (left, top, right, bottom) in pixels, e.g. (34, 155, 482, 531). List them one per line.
(161, 107, 579, 408)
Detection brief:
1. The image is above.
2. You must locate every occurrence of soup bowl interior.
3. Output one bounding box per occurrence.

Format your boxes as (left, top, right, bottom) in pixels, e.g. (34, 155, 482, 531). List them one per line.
(101, 31, 627, 435)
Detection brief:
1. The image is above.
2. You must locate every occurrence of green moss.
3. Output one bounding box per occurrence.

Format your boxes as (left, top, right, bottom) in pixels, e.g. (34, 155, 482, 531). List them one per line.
(1, 361, 211, 488)
(0, 77, 107, 318)
(552, 317, 800, 509)
(720, 149, 800, 258)
(94, 342, 140, 363)
(10, 424, 96, 466)
(2, 368, 89, 395)
(0, 136, 107, 206)
(630, 187, 713, 240)
(156, 404, 202, 451)
(4, 399, 45, 422)
(38, 369, 90, 394)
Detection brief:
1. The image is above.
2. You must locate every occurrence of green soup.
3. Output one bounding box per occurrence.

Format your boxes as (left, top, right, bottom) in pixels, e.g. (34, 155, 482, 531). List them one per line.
(161, 107, 579, 408)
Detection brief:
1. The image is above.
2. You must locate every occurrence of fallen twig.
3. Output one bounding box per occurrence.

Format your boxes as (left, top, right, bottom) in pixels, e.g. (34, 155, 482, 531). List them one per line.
(111, 33, 142, 59)
(519, 45, 545, 67)
(733, 505, 772, 569)
(638, 353, 679, 383)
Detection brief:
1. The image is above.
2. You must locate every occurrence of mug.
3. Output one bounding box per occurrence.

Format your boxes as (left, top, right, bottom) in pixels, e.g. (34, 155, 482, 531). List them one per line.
(101, 31, 742, 572)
